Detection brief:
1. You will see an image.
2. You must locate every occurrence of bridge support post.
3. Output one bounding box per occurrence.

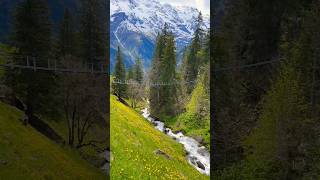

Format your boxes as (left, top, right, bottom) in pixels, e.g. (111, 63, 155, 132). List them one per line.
(27, 56, 29, 66)
(33, 57, 36, 71)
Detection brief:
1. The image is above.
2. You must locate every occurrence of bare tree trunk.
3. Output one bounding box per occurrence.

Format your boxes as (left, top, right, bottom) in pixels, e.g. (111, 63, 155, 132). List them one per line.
(70, 102, 77, 146)
(310, 54, 316, 116)
(77, 111, 93, 146)
(64, 91, 72, 146)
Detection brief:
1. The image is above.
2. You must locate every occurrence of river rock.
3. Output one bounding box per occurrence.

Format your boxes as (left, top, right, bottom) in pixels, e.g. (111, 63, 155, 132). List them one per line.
(193, 136, 204, 144)
(197, 147, 209, 156)
(185, 151, 189, 156)
(154, 149, 171, 159)
(173, 130, 186, 134)
(189, 156, 197, 165)
(196, 161, 205, 170)
(164, 128, 169, 134)
(150, 115, 161, 122)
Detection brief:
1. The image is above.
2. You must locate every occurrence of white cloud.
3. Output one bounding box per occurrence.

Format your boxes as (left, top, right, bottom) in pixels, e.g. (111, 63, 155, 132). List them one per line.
(158, 0, 210, 15)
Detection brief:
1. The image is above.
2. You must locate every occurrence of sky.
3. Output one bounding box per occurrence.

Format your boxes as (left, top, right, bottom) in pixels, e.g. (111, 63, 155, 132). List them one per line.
(158, 0, 210, 15)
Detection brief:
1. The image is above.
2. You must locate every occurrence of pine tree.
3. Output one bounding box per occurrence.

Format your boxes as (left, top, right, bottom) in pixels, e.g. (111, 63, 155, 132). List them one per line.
(5, 0, 56, 117)
(112, 46, 126, 98)
(58, 8, 75, 57)
(149, 24, 177, 118)
(134, 57, 143, 83)
(79, 0, 107, 64)
(126, 66, 134, 81)
(184, 12, 204, 93)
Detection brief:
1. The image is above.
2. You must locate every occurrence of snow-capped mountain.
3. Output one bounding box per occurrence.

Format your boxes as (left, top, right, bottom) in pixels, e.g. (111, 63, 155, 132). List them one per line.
(110, 0, 209, 70)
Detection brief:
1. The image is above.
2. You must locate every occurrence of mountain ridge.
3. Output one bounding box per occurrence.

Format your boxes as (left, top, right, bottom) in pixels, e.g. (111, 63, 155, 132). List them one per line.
(110, 0, 209, 70)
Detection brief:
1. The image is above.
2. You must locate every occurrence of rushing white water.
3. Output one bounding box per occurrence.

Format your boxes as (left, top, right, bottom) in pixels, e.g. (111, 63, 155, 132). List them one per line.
(141, 108, 210, 176)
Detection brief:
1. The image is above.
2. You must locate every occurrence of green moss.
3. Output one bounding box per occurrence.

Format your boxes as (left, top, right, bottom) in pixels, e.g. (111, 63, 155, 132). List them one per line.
(110, 95, 209, 179)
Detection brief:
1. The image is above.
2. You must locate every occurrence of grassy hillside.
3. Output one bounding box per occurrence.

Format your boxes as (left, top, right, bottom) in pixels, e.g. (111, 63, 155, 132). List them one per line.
(38, 113, 108, 168)
(0, 101, 105, 180)
(110, 95, 209, 180)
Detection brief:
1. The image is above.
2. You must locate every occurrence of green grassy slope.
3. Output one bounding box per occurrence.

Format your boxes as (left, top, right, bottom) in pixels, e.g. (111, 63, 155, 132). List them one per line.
(0, 102, 105, 180)
(110, 95, 209, 180)
(38, 114, 108, 168)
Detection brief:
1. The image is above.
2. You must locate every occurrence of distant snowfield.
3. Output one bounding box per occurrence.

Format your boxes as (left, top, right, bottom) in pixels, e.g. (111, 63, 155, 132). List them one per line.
(111, 0, 209, 40)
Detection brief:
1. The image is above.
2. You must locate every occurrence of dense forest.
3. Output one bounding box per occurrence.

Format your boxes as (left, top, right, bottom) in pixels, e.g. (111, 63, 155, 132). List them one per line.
(0, 0, 108, 178)
(213, 0, 320, 179)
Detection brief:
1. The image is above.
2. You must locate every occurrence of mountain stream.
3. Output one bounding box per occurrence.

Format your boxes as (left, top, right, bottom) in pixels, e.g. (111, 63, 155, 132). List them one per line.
(141, 108, 210, 176)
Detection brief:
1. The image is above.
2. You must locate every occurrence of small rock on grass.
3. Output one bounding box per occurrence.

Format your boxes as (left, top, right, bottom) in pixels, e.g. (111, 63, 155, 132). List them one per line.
(154, 149, 171, 159)
(0, 159, 7, 165)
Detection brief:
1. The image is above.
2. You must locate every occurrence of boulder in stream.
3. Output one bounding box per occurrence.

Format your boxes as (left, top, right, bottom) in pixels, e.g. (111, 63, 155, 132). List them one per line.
(193, 136, 204, 144)
(189, 156, 197, 165)
(173, 129, 186, 134)
(196, 161, 205, 170)
(164, 128, 169, 134)
(197, 147, 209, 156)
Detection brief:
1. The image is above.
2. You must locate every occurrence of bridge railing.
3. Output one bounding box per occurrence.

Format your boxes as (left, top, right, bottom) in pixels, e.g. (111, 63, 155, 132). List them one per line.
(0, 53, 108, 75)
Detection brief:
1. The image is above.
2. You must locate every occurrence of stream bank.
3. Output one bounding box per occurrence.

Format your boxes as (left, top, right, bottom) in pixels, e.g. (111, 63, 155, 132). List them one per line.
(141, 108, 210, 176)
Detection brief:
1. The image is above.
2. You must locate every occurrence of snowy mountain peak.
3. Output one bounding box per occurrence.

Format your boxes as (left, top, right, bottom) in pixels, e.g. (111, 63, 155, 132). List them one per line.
(110, 0, 209, 70)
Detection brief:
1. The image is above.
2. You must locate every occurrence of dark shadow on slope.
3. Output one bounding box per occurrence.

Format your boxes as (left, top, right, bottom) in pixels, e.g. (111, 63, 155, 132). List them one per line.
(28, 114, 65, 145)
(114, 94, 129, 107)
(1, 95, 65, 145)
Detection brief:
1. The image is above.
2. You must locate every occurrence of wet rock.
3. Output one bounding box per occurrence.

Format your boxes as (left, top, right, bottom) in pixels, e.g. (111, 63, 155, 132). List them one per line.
(185, 151, 189, 156)
(164, 128, 169, 134)
(193, 136, 204, 144)
(173, 129, 186, 134)
(154, 149, 171, 159)
(197, 147, 209, 156)
(189, 156, 197, 165)
(196, 161, 205, 170)
(150, 115, 161, 122)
